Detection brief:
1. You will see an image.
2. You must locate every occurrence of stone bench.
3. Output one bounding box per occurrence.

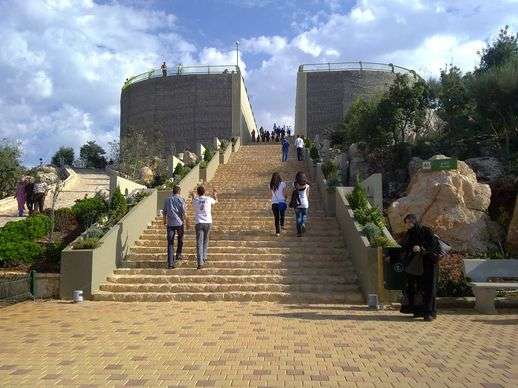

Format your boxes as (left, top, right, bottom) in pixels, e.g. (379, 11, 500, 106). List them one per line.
(463, 259, 518, 314)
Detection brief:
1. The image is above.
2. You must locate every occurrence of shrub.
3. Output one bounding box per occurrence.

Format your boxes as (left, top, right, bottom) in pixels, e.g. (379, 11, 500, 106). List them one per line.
(73, 237, 101, 250)
(220, 140, 229, 151)
(127, 190, 150, 207)
(109, 186, 128, 222)
(346, 183, 369, 210)
(72, 193, 108, 231)
(437, 253, 473, 297)
(354, 206, 385, 228)
(173, 164, 192, 181)
(304, 138, 311, 148)
(203, 146, 215, 162)
(321, 160, 338, 180)
(48, 208, 77, 232)
(0, 214, 50, 242)
(372, 235, 396, 248)
(0, 240, 43, 266)
(199, 160, 208, 169)
(363, 222, 382, 241)
(309, 145, 319, 161)
(83, 225, 106, 239)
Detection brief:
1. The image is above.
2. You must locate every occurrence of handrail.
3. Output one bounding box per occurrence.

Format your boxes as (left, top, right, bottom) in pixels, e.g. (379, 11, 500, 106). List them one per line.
(122, 64, 240, 89)
(298, 61, 420, 78)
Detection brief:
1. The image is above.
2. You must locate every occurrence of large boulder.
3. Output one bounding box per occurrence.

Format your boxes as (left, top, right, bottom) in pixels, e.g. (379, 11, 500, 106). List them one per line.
(507, 196, 518, 255)
(182, 151, 198, 166)
(139, 166, 154, 184)
(388, 155, 494, 252)
(465, 157, 505, 183)
(36, 165, 59, 183)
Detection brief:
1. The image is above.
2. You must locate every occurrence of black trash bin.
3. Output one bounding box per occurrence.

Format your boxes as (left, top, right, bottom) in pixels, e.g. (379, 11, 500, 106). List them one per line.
(383, 247, 406, 290)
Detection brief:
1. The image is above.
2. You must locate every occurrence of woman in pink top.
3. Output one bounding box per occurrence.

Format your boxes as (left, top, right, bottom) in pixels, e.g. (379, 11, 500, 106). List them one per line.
(15, 177, 28, 217)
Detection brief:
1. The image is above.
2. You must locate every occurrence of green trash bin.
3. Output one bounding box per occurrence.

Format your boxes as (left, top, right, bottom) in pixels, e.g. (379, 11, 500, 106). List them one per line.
(383, 247, 406, 290)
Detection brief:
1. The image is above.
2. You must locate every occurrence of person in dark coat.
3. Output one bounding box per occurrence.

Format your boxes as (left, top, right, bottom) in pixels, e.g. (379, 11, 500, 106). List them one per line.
(25, 178, 35, 215)
(400, 214, 440, 321)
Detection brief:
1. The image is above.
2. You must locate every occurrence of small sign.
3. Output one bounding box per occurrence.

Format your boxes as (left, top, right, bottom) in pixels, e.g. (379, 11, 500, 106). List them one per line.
(422, 158, 457, 171)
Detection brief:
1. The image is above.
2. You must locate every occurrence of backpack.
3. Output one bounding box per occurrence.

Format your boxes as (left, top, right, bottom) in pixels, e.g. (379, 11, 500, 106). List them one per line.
(288, 189, 300, 208)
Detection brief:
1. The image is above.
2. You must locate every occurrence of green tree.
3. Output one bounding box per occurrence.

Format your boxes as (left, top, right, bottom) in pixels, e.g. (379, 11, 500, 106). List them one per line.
(382, 74, 430, 143)
(0, 138, 23, 199)
(331, 97, 380, 147)
(478, 25, 518, 73)
(80, 141, 107, 169)
(51, 146, 75, 166)
(469, 58, 518, 163)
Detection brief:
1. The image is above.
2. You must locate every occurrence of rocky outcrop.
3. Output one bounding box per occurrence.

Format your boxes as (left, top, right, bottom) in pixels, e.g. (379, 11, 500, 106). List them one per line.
(182, 151, 198, 166)
(466, 157, 505, 183)
(507, 196, 518, 255)
(388, 155, 494, 252)
(139, 167, 154, 184)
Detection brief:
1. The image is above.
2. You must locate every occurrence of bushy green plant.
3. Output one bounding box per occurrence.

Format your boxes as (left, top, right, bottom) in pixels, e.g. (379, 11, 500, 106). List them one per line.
(83, 225, 106, 239)
(72, 193, 108, 231)
(346, 183, 369, 210)
(362, 222, 382, 241)
(127, 190, 150, 206)
(220, 140, 229, 151)
(173, 164, 192, 181)
(199, 160, 208, 169)
(321, 160, 338, 180)
(309, 145, 319, 161)
(304, 138, 311, 148)
(354, 206, 385, 228)
(203, 146, 215, 162)
(372, 235, 398, 248)
(0, 214, 50, 242)
(0, 240, 43, 266)
(109, 187, 128, 222)
(47, 207, 77, 232)
(73, 237, 101, 250)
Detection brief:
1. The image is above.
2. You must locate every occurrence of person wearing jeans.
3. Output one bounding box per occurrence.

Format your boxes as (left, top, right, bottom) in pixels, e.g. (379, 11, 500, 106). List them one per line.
(281, 138, 289, 162)
(163, 186, 187, 269)
(293, 172, 309, 237)
(269, 172, 287, 236)
(295, 135, 304, 161)
(192, 186, 218, 269)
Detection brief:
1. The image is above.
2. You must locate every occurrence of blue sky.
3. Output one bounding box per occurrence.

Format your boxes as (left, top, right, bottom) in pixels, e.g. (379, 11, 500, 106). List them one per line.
(1, 0, 518, 165)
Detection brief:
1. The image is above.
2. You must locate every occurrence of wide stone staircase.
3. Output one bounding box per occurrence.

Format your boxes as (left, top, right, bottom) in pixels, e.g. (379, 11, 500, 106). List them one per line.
(93, 144, 362, 303)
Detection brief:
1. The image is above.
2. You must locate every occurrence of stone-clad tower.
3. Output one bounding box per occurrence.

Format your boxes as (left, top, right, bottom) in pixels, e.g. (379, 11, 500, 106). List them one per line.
(120, 65, 256, 157)
(295, 62, 418, 140)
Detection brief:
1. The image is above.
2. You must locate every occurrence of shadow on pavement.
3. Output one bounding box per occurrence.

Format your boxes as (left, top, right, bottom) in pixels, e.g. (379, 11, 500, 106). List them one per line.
(253, 311, 414, 322)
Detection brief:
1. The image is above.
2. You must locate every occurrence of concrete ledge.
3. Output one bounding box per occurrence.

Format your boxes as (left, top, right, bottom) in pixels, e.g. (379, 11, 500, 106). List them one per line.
(200, 153, 220, 183)
(35, 273, 60, 299)
(232, 137, 241, 153)
(220, 144, 232, 164)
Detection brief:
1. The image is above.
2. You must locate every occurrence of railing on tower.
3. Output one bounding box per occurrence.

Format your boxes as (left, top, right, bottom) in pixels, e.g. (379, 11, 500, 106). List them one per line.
(298, 61, 419, 78)
(122, 64, 240, 89)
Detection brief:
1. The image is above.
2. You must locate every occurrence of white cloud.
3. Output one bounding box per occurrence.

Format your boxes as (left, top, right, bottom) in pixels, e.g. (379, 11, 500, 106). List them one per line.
(350, 7, 375, 23)
(241, 36, 288, 55)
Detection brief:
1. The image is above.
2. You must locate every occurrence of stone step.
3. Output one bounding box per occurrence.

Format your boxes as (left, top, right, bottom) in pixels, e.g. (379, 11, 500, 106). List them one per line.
(142, 228, 341, 237)
(113, 267, 346, 276)
(138, 234, 343, 243)
(127, 252, 346, 261)
(92, 290, 363, 303)
(106, 273, 357, 285)
(134, 239, 345, 249)
(130, 246, 346, 255)
(123, 259, 350, 270)
(98, 282, 359, 294)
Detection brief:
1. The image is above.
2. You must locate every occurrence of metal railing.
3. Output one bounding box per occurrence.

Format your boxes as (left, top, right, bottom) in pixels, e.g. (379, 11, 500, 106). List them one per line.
(0, 271, 35, 306)
(299, 61, 419, 77)
(123, 65, 240, 89)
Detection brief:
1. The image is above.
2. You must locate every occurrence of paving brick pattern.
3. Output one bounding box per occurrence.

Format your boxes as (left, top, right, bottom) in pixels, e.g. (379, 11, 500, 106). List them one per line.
(1, 301, 517, 387)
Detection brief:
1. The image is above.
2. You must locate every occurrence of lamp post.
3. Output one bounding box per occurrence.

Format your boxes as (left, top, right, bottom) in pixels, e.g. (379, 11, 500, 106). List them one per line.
(235, 41, 239, 69)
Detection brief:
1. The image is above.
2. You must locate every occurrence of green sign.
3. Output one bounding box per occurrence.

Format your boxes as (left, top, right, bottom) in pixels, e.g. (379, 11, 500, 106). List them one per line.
(422, 158, 457, 171)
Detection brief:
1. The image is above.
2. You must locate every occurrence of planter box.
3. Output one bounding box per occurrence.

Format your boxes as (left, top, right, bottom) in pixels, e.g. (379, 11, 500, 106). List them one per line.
(200, 153, 220, 183)
(219, 145, 232, 164)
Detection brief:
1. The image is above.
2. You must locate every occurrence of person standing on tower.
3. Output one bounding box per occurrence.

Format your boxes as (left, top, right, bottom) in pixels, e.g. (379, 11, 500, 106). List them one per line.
(161, 61, 167, 77)
(295, 135, 304, 161)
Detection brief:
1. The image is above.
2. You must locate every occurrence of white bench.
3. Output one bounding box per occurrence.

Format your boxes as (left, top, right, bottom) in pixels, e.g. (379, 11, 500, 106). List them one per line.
(463, 259, 518, 314)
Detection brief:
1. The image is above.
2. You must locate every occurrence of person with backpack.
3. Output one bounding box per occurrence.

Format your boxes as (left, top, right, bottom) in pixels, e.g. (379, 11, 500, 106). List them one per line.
(400, 214, 442, 322)
(269, 173, 287, 236)
(290, 172, 309, 237)
(281, 137, 289, 162)
(191, 186, 218, 269)
(162, 185, 188, 269)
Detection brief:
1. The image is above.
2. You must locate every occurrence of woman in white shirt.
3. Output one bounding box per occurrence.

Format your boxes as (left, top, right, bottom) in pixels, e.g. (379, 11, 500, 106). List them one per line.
(269, 172, 287, 236)
(294, 172, 309, 237)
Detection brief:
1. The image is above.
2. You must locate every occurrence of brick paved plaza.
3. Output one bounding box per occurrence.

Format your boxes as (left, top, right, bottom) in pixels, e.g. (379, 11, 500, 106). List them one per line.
(0, 301, 516, 387)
